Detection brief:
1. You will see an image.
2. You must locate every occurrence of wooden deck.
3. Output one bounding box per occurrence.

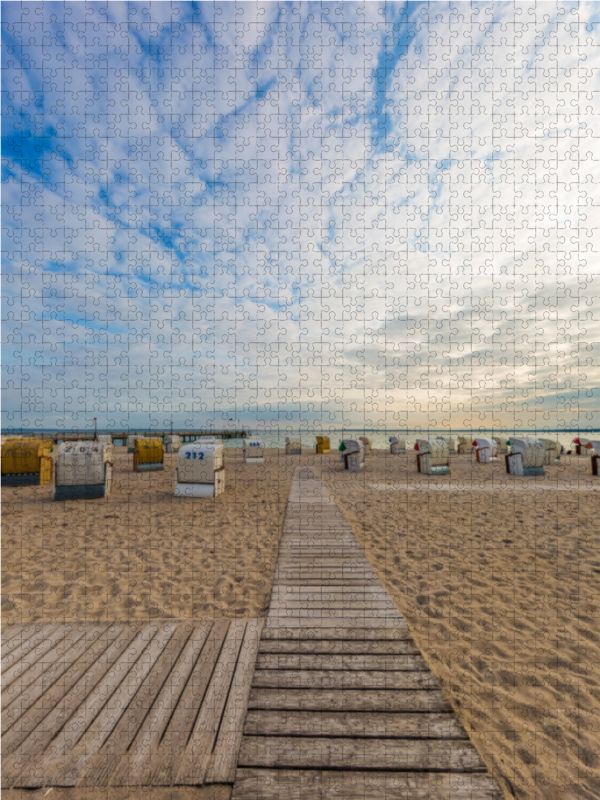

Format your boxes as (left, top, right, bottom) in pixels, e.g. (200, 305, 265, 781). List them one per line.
(232, 469, 503, 800)
(1, 617, 262, 791)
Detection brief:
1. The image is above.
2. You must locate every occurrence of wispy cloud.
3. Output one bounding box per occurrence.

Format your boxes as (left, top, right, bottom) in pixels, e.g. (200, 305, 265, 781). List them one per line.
(2, 1, 599, 432)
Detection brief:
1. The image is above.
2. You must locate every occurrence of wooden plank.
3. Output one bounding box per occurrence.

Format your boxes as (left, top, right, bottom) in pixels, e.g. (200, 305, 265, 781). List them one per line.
(109, 621, 213, 786)
(269, 601, 398, 611)
(262, 627, 412, 641)
(36, 624, 156, 787)
(279, 540, 358, 546)
(253, 670, 438, 690)
(276, 544, 369, 551)
(278, 545, 359, 552)
(150, 619, 230, 786)
(238, 736, 485, 771)
(2, 626, 139, 789)
(1, 625, 24, 644)
(13, 625, 139, 755)
(174, 620, 247, 786)
(244, 710, 466, 739)
(258, 639, 420, 655)
(282, 527, 350, 531)
(45, 622, 175, 787)
(278, 542, 362, 547)
(81, 622, 193, 787)
(248, 688, 452, 712)
(267, 609, 401, 621)
(2, 624, 125, 755)
(281, 530, 355, 535)
(276, 563, 373, 571)
(272, 585, 386, 592)
(2, 624, 81, 692)
(255, 654, 427, 671)
(2, 625, 103, 734)
(275, 550, 368, 557)
(271, 596, 392, 605)
(275, 569, 376, 577)
(272, 580, 384, 587)
(272, 586, 385, 594)
(277, 548, 367, 554)
(231, 769, 503, 800)
(1, 623, 53, 664)
(264, 618, 409, 631)
(278, 552, 362, 557)
(276, 558, 372, 566)
(274, 574, 378, 582)
(279, 548, 360, 553)
(208, 620, 265, 784)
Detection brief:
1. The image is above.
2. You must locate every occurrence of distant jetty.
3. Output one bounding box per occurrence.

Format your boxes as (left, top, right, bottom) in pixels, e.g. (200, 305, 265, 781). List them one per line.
(2, 430, 249, 445)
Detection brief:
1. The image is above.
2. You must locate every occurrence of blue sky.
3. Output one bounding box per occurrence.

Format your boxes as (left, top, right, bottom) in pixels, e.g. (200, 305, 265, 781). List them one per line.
(2, 1, 599, 433)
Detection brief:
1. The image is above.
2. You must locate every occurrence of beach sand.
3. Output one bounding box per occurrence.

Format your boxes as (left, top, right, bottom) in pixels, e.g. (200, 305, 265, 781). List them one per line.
(318, 450, 600, 800)
(2, 446, 599, 800)
(2, 448, 291, 622)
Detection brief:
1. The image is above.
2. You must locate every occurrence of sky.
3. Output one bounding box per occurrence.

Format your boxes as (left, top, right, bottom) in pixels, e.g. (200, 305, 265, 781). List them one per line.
(2, 1, 599, 434)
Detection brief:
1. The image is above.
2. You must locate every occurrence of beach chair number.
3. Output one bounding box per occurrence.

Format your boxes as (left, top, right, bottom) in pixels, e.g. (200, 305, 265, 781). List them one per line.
(186, 452, 204, 460)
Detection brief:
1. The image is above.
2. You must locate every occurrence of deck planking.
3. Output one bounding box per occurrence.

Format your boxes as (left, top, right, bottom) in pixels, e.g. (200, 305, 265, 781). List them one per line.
(1, 618, 263, 792)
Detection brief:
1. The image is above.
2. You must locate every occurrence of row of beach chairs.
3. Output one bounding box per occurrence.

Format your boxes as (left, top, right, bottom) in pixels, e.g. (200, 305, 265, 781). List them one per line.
(3, 434, 598, 497)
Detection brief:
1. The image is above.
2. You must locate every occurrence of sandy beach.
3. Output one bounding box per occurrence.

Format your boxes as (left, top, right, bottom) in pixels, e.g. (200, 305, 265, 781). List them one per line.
(2, 448, 292, 623)
(319, 449, 600, 800)
(2, 446, 600, 800)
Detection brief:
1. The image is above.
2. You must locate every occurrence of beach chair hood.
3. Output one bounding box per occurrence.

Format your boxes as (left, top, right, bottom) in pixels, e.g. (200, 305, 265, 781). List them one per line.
(135, 438, 164, 464)
(178, 441, 224, 483)
(509, 438, 546, 468)
(55, 441, 112, 486)
(1, 438, 53, 475)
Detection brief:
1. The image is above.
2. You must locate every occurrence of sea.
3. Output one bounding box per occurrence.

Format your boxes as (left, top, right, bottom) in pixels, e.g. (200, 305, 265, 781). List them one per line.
(3, 428, 595, 452)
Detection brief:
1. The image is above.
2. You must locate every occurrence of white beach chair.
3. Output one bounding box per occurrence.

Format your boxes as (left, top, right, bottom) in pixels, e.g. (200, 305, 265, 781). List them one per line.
(175, 441, 225, 497)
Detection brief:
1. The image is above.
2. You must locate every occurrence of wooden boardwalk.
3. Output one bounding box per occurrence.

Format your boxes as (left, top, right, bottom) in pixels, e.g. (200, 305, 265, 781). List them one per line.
(232, 469, 502, 800)
(1, 617, 262, 791)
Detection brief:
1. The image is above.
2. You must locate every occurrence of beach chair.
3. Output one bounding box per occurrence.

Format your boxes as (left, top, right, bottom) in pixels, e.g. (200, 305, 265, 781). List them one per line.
(1, 438, 54, 486)
(505, 438, 546, 476)
(285, 437, 302, 455)
(54, 441, 113, 500)
(165, 434, 182, 453)
(243, 438, 264, 463)
(584, 440, 600, 475)
(571, 437, 590, 456)
(457, 435, 471, 454)
(492, 436, 508, 455)
(539, 438, 561, 465)
(126, 434, 148, 452)
(358, 436, 373, 453)
(133, 438, 164, 472)
(316, 435, 330, 454)
(439, 436, 456, 455)
(341, 439, 365, 472)
(175, 441, 225, 497)
(389, 436, 406, 454)
(473, 437, 497, 464)
(414, 438, 450, 475)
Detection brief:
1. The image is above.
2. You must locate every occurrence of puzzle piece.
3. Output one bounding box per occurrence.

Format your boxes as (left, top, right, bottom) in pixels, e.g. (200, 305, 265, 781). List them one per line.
(2, 3, 600, 800)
